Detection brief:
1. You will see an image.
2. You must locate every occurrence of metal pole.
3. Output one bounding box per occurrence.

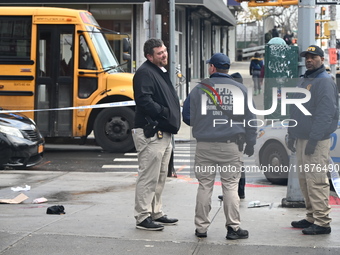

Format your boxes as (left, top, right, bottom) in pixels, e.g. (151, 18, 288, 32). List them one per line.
(150, 0, 156, 38)
(282, 0, 315, 207)
(169, 0, 176, 86)
(297, 0, 315, 75)
(330, 5, 337, 76)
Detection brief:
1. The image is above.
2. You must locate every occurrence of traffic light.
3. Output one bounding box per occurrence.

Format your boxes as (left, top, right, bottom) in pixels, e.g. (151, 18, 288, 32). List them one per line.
(237, 0, 298, 6)
(324, 22, 330, 37)
(315, 22, 320, 37)
(321, 7, 326, 16)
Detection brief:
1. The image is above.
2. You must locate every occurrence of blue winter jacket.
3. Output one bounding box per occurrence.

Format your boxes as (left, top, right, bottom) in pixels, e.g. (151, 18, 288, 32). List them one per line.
(288, 65, 339, 142)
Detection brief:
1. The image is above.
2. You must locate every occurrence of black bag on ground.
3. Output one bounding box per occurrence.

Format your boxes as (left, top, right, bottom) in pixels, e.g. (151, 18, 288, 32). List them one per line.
(46, 205, 65, 215)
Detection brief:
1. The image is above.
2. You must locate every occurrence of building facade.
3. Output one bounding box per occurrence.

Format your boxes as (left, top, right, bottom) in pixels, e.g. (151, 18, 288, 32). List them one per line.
(1, 0, 239, 101)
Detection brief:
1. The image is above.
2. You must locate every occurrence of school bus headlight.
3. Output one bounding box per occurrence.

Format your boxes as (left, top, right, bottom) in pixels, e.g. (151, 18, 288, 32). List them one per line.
(0, 125, 24, 138)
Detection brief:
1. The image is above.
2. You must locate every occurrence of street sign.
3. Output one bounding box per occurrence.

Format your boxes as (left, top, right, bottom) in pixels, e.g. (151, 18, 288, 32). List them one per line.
(329, 48, 337, 65)
(316, 0, 340, 4)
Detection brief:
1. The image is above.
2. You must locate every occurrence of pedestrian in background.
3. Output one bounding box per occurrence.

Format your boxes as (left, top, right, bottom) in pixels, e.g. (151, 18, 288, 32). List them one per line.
(249, 52, 263, 96)
(271, 26, 279, 38)
(132, 38, 181, 231)
(264, 30, 272, 44)
(182, 53, 257, 240)
(288, 45, 339, 235)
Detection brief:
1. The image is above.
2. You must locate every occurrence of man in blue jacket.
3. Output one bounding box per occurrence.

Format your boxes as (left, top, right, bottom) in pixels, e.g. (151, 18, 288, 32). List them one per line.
(182, 53, 256, 240)
(288, 45, 339, 235)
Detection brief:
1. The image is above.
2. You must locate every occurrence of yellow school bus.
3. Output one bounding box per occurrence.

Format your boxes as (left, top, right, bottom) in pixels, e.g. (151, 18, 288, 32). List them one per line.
(0, 7, 135, 152)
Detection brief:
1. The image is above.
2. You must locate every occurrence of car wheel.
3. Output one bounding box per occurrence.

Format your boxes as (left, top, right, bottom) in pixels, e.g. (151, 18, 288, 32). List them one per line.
(260, 142, 289, 185)
(93, 107, 135, 152)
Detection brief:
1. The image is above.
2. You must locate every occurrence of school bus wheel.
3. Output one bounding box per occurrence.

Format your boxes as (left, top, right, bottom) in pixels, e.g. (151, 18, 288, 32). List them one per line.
(93, 107, 135, 152)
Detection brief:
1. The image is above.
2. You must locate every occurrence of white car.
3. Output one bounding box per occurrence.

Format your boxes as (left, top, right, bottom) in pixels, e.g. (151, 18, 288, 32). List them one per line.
(254, 121, 340, 185)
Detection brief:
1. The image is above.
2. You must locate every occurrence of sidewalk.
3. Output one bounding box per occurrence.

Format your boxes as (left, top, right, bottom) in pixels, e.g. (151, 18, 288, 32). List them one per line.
(1, 170, 340, 255)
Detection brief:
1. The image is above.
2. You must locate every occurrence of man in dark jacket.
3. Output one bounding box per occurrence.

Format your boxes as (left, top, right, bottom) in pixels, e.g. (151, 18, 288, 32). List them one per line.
(133, 38, 181, 231)
(249, 52, 264, 96)
(288, 45, 339, 235)
(182, 53, 256, 240)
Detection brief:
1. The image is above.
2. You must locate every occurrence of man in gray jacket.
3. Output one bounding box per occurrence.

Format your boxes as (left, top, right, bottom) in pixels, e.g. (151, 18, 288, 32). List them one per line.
(182, 53, 256, 240)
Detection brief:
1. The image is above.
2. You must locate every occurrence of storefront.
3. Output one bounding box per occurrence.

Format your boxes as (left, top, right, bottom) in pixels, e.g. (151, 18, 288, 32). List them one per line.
(1, 0, 237, 100)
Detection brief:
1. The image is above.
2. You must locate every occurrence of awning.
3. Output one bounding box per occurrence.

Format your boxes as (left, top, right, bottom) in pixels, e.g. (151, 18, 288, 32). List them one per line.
(1, 0, 236, 26)
(176, 0, 237, 26)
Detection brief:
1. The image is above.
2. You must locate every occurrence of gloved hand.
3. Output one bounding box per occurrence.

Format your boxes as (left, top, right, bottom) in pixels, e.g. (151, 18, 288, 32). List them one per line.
(243, 144, 254, 157)
(305, 139, 317, 155)
(287, 137, 296, 153)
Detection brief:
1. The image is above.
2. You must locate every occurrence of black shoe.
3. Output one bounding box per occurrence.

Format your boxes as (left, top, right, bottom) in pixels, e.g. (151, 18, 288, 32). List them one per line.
(218, 195, 244, 200)
(226, 226, 249, 240)
(291, 219, 313, 229)
(195, 229, 207, 238)
(154, 215, 178, 225)
(302, 224, 331, 235)
(136, 217, 164, 231)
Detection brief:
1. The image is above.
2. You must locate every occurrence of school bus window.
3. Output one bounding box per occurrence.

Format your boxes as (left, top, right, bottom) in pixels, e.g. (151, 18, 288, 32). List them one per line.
(0, 16, 31, 58)
(60, 33, 73, 76)
(38, 31, 51, 77)
(78, 77, 97, 98)
(89, 26, 119, 70)
(79, 35, 96, 70)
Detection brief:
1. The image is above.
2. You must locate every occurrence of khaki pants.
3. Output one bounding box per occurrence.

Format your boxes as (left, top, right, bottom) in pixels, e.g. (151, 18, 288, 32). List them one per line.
(296, 138, 331, 227)
(194, 141, 243, 233)
(132, 128, 172, 224)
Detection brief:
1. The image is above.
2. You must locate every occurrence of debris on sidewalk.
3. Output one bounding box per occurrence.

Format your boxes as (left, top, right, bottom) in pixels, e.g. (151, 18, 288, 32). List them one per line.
(11, 185, 31, 192)
(46, 205, 65, 215)
(32, 197, 48, 204)
(248, 200, 270, 208)
(0, 193, 28, 204)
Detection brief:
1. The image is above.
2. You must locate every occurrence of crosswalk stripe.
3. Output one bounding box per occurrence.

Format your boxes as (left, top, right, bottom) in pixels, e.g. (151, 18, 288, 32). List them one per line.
(102, 165, 191, 169)
(105, 144, 256, 171)
(114, 158, 137, 161)
(114, 158, 192, 163)
(124, 153, 137, 156)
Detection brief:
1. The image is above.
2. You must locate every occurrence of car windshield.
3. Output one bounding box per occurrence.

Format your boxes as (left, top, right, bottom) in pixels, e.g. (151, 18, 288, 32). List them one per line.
(86, 25, 122, 73)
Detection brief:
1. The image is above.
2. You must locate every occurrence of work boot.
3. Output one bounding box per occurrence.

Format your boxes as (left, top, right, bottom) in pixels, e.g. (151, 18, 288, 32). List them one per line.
(302, 224, 331, 235)
(195, 229, 207, 238)
(226, 226, 249, 240)
(291, 219, 313, 229)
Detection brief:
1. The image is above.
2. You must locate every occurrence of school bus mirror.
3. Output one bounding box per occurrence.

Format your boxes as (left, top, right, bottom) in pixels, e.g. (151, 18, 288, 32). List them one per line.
(123, 53, 131, 61)
(123, 38, 131, 53)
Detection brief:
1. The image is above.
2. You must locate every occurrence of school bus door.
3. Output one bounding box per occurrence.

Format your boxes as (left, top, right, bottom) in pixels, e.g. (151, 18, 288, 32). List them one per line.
(35, 25, 74, 137)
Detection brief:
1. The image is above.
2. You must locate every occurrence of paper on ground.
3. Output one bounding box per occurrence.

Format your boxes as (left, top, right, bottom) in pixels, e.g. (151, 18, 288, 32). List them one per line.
(0, 193, 28, 204)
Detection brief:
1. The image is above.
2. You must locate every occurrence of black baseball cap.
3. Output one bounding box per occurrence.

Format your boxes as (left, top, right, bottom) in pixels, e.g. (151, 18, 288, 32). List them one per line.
(206, 53, 230, 69)
(300, 45, 324, 57)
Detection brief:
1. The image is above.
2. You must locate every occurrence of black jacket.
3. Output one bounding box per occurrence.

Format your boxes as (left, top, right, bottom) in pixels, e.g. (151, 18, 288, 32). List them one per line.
(288, 65, 339, 141)
(133, 60, 181, 134)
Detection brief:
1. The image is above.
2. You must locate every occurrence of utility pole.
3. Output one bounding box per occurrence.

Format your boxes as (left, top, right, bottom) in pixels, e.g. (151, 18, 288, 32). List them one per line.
(155, 0, 176, 86)
(329, 4, 337, 76)
(281, 0, 316, 207)
(297, 0, 316, 76)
